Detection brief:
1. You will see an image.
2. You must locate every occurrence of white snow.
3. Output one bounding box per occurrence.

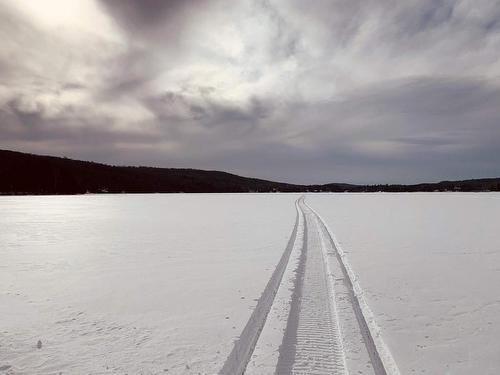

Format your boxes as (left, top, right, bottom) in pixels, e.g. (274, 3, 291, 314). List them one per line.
(2, 192, 500, 374)
(0, 193, 298, 374)
(307, 192, 500, 375)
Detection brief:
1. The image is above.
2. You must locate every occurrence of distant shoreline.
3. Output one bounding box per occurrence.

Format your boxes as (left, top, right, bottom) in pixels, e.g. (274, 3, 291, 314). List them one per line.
(1, 149, 499, 195)
(1, 191, 500, 197)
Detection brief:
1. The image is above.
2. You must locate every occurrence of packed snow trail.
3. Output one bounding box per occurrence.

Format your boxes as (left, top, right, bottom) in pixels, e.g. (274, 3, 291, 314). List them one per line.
(221, 196, 399, 375)
(275, 201, 347, 374)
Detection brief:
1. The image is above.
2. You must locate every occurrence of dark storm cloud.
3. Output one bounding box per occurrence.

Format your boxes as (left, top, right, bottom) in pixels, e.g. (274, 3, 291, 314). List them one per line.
(94, 0, 222, 103)
(0, 0, 499, 183)
(99, 0, 201, 33)
(144, 91, 273, 129)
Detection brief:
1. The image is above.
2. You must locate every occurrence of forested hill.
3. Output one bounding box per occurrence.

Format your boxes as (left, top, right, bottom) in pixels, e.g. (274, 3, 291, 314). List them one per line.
(1, 149, 499, 194)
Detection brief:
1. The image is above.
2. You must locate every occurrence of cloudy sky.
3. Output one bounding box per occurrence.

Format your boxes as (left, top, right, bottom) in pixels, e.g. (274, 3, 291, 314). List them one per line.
(1, 0, 499, 184)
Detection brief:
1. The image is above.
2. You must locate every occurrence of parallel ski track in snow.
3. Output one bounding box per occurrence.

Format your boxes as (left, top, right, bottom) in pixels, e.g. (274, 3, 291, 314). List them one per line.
(220, 196, 399, 375)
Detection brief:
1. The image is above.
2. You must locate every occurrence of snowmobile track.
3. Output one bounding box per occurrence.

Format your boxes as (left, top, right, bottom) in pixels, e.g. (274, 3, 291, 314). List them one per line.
(275, 200, 347, 375)
(220, 196, 399, 375)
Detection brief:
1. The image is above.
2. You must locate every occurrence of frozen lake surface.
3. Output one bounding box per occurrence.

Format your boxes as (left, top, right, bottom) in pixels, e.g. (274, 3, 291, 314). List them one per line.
(308, 192, 500, 375)
(1, 193, 500, 374)
(0, 194, 298, 374)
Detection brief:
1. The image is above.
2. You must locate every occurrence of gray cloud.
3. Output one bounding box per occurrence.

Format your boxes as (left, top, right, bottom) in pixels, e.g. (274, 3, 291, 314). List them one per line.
(0, 0, 499, 183)
(99, 0, 203, 35)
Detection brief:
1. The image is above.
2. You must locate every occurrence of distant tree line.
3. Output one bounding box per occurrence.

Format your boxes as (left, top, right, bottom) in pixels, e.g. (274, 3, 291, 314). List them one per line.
(1, 149, 499, 195)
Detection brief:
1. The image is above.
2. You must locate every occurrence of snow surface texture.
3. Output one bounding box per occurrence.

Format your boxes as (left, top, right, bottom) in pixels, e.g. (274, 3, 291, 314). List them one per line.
(0, 194, 298, 374)
(2, 193, 499, 374)
(308, 192, 500, 375)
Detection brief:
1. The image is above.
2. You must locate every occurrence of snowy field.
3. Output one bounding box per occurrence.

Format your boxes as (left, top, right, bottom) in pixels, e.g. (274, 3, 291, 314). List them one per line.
(1, 193, 500, 374)
(308, 192, 500, 375)
(0, 194, 298, 374)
